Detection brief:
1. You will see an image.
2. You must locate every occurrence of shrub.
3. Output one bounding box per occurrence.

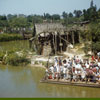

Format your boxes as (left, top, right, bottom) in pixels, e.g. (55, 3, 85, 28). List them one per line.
(83, 43, 91, 55)
(6, 53, 30, 66)
(0, 51, 5, 61)
(34, 61, 38, 64)
(92, 42, 100, 54)
(42, 61, 47, 66)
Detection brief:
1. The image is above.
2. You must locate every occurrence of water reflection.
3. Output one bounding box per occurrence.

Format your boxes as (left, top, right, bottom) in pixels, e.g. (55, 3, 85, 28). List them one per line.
(0, 65, 100, 98)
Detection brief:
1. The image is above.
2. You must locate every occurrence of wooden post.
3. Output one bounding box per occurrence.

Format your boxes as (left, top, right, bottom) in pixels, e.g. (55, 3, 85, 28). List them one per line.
(55, 32, 57, 53)
(79, 31, 81, 43)
(72, 31, 75, 46)
(67, 32, 69, 52)
(55, 33, 56, 53)
(53, 33, 55, 54)
(59, 35, 62, 53)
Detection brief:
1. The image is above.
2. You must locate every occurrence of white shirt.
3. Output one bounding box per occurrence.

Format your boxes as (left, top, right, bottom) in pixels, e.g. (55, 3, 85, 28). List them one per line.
(85, 63, 90, 69)
(49, 66, 54, 73)
(56, 65, 60, 73)
(97, 52, 100, 56)
(98, 62, 100, 67)
(75, 64, 82, 71)
(63, 67, 67, 73)
(54, 61, 58, 67)
(60, 66, 64, 72)
(78, 64, 82, 69)
(67, 63, 71, 68)
(63, 63, 67, 67)
(75, 64, 78, 69)
(81, 71, 86, 79)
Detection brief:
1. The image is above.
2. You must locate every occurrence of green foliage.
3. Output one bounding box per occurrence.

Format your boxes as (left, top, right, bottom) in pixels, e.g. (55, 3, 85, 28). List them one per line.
(83, 43, 91, 55)
(74, 10, 82, 18)
(69, 13, 73, 17)
(42, 61, 47, 66)
(62, 12, 68, 19)
(44, 13, 51, 19)
(34, 61, 39, 64)
(0, 51, 5, 61)
(83, 5, 98, 21)
(90, 0, 94, 8)
(52, 14, 60, 20)
(9, 17, 28, 28)
(0, 34, 23, 42)
(0, 40, 31, 66)
(92, 42, 100, 54)
(6, 52, 30, 66)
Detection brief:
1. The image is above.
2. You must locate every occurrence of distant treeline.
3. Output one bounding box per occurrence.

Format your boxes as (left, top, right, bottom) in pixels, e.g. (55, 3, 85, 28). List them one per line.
(0, 0, 100, 33)
(0, 0, 100, 54)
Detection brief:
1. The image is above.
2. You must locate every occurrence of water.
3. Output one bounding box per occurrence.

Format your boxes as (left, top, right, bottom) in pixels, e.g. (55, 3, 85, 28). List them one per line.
(0, 65, 100, 98)
(0, 41, 100, 98)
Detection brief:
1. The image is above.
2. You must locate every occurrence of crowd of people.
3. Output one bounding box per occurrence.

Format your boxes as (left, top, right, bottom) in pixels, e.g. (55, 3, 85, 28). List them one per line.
(45, 55, 100, 84)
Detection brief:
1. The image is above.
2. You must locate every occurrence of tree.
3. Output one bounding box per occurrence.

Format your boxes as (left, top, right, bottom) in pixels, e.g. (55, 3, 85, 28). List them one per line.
(44, 13, 51, 19)
(90, 0, 94, 8)
(74, 10, 82, 18)
(7, 14, 17, 20)
(33, 24, 36, 37)
(68, 12, 73, 17)
(32, 15, 43, 23)
(27, 15, 33, 23)
(0, 15, 7, 20)
(92, 42, 100, 54)
(0, 15, 9, 28)
(83, 5, 98, 21)
(62, 11, 68, 19)
(98, 9, 100, 18)
(9, 17, 28, 28)
(51, 14, 60, 20)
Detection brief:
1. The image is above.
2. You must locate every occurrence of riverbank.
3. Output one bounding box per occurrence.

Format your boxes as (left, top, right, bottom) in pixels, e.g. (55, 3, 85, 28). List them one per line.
(0, 40, 31, 66)
(0, 40, 90, 67)
(29, 43, 90, 67)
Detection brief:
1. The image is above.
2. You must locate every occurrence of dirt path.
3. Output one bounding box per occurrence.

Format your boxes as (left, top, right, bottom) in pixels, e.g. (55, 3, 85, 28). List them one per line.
(63, 43, 86, 59)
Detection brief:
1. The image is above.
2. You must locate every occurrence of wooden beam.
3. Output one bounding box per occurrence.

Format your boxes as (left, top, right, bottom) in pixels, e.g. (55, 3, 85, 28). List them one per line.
(55, 33, 57, 53)
(58, 35, 71, 44)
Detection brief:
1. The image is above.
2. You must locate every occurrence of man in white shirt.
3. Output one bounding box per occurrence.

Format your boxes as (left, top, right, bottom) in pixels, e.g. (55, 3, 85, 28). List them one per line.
(98, 61, 100, 68)
(85, 62, 90, 69)
(63, 66, 67, 80)
(97, 52, 100, 59)
(49, 65, 54, 73)
(49, 65, 54, 79)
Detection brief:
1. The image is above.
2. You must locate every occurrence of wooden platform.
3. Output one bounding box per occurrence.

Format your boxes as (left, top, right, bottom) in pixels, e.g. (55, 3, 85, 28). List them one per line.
(40, 79, 100, 88)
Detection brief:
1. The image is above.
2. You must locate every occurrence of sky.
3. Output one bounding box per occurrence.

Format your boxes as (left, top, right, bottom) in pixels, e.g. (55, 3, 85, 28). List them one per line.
(0, 0, 100, 15)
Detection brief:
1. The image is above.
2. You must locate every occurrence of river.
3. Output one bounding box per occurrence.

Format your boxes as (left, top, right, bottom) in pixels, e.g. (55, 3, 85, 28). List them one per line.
(0, 41, 100, 98)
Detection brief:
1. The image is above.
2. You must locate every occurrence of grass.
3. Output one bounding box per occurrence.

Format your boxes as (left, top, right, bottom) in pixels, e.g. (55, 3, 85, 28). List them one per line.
(0, 33, 23, 42)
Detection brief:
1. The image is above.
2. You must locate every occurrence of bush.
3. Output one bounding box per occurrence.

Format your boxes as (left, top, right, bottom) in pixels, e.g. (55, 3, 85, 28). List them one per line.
(83, 43, 91, 55)
(6, 53, 30, 66)
(42, 61, 47, 66)
(0, 51, 5, 61)
(34, 61, 39, 64)
(92, 42, 100, 54)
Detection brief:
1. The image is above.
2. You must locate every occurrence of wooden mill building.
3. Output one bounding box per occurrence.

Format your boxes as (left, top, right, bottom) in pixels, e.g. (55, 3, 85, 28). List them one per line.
(29, 23, 80, 56)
